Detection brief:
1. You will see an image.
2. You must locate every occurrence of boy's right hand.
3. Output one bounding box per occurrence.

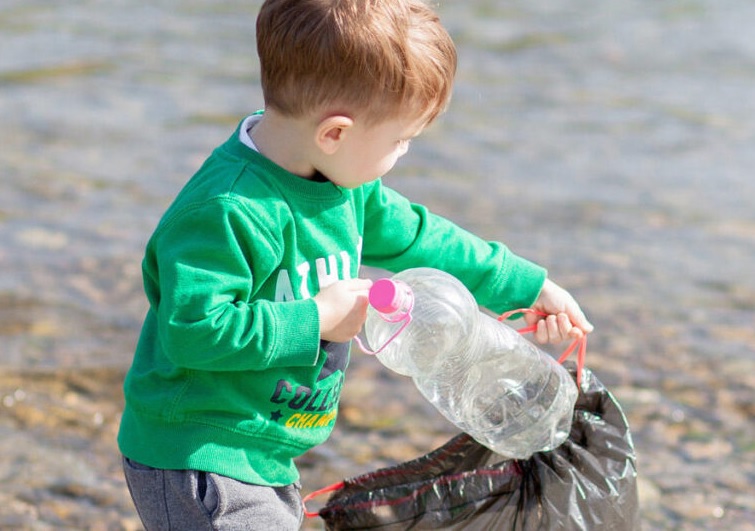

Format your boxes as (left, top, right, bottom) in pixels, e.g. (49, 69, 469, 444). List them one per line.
(314, 278, 373, 342)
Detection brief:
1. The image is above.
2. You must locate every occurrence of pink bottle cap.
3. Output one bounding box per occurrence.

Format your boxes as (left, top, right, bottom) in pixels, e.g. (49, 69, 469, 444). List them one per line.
(369, 278, 403, 314)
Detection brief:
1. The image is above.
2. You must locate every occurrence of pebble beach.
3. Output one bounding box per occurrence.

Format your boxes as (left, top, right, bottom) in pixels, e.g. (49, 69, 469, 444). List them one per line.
(1, 1, 754, 529)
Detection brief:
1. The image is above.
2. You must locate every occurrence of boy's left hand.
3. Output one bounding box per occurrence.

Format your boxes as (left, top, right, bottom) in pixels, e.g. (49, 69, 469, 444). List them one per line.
(525, 278, 594, 345)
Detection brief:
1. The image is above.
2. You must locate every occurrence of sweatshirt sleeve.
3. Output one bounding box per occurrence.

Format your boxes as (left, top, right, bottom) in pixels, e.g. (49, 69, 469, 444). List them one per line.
(361, 180, 547, 313)
(146, 198, 322, 371)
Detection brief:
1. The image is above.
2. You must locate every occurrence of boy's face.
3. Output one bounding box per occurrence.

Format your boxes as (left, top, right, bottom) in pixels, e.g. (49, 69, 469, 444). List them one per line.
(319, 114, 427, 188)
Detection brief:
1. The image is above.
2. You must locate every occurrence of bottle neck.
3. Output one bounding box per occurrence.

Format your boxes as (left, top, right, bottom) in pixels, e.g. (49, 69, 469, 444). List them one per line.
(369, 279, 413, 321)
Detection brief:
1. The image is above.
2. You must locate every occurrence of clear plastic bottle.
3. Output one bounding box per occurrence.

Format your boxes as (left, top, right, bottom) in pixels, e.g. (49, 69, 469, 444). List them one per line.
(363, 267, 578, 459)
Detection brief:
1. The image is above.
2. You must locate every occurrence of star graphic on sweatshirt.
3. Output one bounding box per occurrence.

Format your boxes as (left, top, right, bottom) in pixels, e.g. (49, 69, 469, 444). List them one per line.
(269, 409, 283, 422)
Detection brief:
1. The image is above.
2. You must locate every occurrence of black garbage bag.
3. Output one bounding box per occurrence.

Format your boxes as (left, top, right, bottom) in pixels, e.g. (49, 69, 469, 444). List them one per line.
(304, 366, 639, 530)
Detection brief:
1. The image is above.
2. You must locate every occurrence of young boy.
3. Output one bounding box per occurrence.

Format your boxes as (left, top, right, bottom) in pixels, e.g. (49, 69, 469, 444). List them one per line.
(118, 0, 593, 529)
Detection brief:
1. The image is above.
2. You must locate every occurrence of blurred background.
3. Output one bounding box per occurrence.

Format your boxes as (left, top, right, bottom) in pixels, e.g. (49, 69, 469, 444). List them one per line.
(1, 0, 753, 529)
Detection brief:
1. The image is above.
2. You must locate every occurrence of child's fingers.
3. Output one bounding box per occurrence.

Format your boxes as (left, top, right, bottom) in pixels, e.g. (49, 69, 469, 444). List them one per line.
(535, 314, 562, 344)
(568, 306, 594, 334)
(557, 313, 574, 338)
(534, 319, 548, 344)
(347, 278, 373, 292)
(530, 309, 593, 344)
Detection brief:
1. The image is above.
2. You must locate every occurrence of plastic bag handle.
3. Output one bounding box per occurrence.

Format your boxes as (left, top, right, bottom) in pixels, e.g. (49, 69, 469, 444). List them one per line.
(353, 313, 412, 355)
(353, 292, 415, 355)
(497, 308, 587, 388)
(302, 481, 345, 518)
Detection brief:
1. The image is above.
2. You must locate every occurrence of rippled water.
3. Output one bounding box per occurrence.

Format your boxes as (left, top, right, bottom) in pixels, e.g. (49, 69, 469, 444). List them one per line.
(1, 0, 753, 529)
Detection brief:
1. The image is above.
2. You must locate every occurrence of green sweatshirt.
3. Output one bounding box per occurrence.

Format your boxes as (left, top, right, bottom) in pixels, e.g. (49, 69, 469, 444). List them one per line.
(117, 118, 546, 486)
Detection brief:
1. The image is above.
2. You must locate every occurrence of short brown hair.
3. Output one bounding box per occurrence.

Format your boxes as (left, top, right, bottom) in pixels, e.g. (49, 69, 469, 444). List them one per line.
(256, 0, 457, 124)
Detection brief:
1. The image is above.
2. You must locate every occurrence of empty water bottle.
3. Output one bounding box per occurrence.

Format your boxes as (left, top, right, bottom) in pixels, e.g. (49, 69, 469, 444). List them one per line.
(361, 267, 578, 459)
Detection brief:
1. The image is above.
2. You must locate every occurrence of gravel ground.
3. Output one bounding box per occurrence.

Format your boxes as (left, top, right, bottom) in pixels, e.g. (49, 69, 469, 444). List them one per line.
(1, 0, 754, 529)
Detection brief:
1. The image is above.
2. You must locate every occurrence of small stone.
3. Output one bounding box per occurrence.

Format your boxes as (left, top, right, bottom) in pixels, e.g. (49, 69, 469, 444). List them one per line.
(16, 228, 69, 250)
(683, 438, 733, 461)
(637, 477, 661, 510)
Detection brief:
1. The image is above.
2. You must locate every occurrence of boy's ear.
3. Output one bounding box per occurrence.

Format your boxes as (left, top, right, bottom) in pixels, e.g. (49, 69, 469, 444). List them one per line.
(315, 115, 354, 155)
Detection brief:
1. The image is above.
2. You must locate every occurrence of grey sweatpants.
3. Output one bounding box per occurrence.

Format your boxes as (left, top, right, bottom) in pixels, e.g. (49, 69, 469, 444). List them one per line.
(122, 456, 304, 530)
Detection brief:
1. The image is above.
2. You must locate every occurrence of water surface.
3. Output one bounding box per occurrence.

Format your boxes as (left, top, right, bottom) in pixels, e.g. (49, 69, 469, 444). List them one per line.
(1, 1, 753, 528)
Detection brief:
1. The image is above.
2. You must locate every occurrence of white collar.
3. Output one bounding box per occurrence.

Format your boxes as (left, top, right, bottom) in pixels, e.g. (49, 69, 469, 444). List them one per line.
(238, 114, 262, 152)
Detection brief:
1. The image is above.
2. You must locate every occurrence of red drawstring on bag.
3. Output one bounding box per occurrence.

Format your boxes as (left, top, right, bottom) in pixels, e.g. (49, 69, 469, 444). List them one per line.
(302, 481, 346, 518)
(497, 308, 587, 388)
